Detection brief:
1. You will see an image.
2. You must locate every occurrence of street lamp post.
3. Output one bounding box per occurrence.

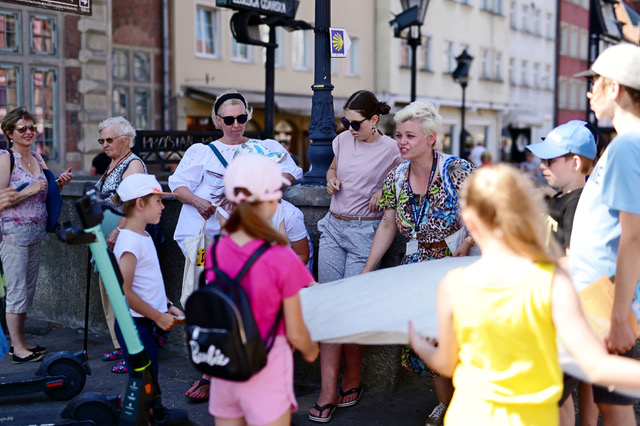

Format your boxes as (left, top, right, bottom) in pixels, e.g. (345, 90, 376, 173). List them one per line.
(452, 48, 473, 153)
(390, 0, 430, 102)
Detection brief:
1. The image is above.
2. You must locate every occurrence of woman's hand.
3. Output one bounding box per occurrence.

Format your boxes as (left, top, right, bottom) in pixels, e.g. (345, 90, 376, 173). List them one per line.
(0, 187, 18, 211)
(327, 177, 341, 195)
(57, 167, 74, 188)
(28, 180, 47, 196)
(368, 189, 382, 212)
(452, 239, 472, 257)
(193, 197, 216, 220)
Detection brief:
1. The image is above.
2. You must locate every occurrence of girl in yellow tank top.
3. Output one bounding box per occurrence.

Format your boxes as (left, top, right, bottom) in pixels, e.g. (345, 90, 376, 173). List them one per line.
(409, 165, 640, 425)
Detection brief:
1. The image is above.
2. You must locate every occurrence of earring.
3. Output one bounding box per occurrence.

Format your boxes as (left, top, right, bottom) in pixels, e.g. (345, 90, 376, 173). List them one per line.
(371, 126, 376, 135)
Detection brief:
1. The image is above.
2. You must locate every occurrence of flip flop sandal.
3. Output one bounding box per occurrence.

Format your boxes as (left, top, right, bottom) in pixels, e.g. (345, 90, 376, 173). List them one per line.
(112, 360, 128, 374)
(308, 403, 336, 423)
(102, 348, 124, 361)
(337, 386, 363, 408)
(185, 378, 210, 403)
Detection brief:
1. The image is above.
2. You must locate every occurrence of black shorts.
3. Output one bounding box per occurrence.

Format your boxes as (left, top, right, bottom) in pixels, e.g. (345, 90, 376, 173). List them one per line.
(592, 344, 638, 405)
(559, 373, 580, 406)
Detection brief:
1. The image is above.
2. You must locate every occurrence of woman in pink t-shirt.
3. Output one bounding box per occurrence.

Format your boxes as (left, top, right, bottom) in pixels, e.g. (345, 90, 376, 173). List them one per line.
(206, 154, 319, 426)
(310, 90, 402, 422)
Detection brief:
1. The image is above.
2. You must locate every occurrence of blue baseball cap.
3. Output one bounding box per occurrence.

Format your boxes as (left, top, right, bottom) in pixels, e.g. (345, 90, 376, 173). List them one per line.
(526, 120, 597, 160)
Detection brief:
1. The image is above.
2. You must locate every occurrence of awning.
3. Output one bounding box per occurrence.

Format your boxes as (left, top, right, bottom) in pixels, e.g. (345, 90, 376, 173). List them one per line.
(503, 110, 545, 129)
(183, 86, 348, 117)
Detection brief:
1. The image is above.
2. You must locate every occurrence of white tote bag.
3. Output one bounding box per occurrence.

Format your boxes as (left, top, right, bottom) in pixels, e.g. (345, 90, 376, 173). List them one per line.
(180, 219, 213, 307)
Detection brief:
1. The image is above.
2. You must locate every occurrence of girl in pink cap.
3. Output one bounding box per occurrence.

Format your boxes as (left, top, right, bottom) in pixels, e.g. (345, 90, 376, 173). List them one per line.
(205, 154, 319, 426)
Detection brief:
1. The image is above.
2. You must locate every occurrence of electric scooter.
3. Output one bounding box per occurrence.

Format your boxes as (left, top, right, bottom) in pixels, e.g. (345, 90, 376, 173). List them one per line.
(56, 186, 188, 425)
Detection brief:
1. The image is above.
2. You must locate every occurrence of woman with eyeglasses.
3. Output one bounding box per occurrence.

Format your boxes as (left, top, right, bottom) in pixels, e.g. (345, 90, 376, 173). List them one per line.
(169, 88, 301, 403)
(94, 116, 146, 374)
(360, 101, 475, 426)
(308, 90, 402, 423)
(0, 106, 73, 364)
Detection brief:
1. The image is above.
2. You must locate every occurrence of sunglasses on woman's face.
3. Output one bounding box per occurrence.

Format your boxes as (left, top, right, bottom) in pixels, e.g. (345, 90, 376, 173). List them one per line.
(15, 125, 37, 133)
(340, 117, 367, 131)
(218, 114, 248, 126)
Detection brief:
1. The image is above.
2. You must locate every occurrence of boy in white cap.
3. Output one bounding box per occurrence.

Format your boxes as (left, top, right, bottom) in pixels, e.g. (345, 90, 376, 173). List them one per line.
(572, 43, 640, 425)
(112, 173, 184, 378)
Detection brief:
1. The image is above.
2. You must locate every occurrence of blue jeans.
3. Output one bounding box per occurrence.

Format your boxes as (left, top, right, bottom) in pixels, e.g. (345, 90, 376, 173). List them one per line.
(115, 317, 160, 378)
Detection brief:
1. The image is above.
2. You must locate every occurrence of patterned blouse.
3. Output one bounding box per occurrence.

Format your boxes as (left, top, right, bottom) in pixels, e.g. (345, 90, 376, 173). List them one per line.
(0, 150, 47, 246)
(95, 152, 147, 211)
(379, 154, 475, 263)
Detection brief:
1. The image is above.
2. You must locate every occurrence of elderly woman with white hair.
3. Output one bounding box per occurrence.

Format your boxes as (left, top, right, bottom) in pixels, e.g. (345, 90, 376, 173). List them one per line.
(94, 116, 147, 373)
(361, 101, 475, 426)
(169, 88, 302, 403)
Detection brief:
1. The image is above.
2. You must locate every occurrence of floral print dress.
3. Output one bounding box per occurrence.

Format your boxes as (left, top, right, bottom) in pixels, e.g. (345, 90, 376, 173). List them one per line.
(378, 153, 474, 376)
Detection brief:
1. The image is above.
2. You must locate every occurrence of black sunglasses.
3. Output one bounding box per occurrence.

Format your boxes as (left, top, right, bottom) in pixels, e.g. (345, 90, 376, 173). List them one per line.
(340, 117, 367, 131)
(218, 114, 248, 126)
(15, 124, 37, 133)
(541, 155, 570, 167)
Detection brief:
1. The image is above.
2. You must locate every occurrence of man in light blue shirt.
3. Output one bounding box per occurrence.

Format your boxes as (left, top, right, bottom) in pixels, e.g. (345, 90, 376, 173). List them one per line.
(571, 43, 640, 425)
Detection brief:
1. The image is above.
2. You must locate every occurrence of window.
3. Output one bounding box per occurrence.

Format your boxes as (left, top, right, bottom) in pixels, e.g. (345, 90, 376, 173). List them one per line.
(0, 10, 19, 53)
(0, 64, 20, 117)
(570, 26, 578, 58)
(509, 57, 516, 85)
(569, 80, 577, 110)
(494, 0, 503, 15)
(510, 1, 517, 29)
(520, 60, 528, 86)
(481, 0, 490, 10)
(521, 5, 529, 32)
(558, 77, 567, 109)
(31, 67, 56, 160)
(419, 36, 433, 72)
(559, 24, 568, 55)
(534, 9, 541, 35)
(494, 52, 503, 81)
(111, 48, 153, 129)
(480, 48, 490, 79)
(443, 41, 456, 73)
(399, 36, 410, 68)
(231, 37, 251, 62)
(30, 15, 55, 55)
(345, 37, 360, 76)
(580, 29, 589, 60)
(292, 30, 311, 70)
(195, 6, 219, 57)
(546, 13, 554, 38)
(533, 63, 540, 88)
(545, 64, 552, 90)
(579, 80, 587, 110)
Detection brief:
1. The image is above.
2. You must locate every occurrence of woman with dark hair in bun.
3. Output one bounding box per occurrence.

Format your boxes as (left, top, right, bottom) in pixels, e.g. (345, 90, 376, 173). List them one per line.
(309, 90, 402, 423)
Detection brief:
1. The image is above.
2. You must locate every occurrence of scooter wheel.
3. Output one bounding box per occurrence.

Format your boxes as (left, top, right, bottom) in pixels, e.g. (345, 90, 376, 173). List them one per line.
(70, 400, 119, 426)
(44, 358, 87, 400)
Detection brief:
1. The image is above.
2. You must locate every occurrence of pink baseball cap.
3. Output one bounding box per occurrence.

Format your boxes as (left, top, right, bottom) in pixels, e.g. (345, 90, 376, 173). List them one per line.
(224, 154, 290, 203)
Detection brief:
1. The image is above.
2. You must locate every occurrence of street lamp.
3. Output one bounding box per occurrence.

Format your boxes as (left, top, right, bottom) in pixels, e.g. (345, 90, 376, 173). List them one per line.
(390, 0, 430, 102)
(452, 48, 473, 152)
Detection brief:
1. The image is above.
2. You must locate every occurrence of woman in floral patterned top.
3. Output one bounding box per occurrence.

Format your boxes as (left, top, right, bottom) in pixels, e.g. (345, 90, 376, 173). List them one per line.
(0, 107, 73, 364)
(361, 101, 475, 426)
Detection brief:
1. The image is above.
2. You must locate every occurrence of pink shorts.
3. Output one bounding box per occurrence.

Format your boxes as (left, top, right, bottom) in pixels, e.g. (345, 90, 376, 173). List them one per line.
(208, 336, 297, 425)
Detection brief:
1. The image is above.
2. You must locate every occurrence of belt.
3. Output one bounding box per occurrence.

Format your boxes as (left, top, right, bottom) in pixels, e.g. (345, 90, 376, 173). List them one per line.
(330, 211, 381, 221)
(419, 240, 448, 249)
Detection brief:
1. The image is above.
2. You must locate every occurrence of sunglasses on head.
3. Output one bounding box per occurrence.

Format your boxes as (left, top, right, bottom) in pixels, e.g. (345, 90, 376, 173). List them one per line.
(340, 117, 367, 131)
(15, 125, 37, 133)
(218, 114, 248, 126)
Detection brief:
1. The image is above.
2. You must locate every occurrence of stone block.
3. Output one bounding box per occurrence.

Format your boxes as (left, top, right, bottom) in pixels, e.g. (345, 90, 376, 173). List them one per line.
(86, 33, 108, 52)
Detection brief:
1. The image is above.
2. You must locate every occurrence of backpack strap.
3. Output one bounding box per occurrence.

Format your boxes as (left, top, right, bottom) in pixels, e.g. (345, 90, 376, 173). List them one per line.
(208, 143, 229, 168)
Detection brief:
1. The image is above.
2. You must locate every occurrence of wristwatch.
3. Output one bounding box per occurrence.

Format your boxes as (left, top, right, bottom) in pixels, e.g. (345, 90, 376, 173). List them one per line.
(167, 301, 174, 310)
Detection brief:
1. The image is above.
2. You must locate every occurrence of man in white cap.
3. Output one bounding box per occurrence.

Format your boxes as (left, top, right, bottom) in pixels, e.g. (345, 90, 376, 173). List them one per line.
(571, 43, 640, 425)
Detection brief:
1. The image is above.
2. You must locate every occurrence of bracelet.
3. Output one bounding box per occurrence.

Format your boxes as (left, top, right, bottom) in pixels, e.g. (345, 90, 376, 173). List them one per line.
(465, 235, 475, 245)
(167, 301, 174, 310)
(116, 227, 122, 232)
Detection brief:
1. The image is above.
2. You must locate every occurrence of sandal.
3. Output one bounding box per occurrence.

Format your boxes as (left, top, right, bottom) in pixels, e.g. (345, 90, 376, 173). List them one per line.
(185, 378, 210, 403)
(308, 403, 336, 423)
(102, 348, 124, 361)
(112, 360, 128, 374)
(337, 386, 363, 408)
(8, 345, 47, 356)
(12, 352, 44, 364)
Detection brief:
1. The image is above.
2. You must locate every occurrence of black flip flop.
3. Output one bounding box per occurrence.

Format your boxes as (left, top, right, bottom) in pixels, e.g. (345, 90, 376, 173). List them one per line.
(337, 386, 363, 408)
(185, 378, 210, 403)
(308, 403, 337, 423)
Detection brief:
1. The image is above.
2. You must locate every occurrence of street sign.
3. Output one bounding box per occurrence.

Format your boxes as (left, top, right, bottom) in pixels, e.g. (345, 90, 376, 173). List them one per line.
(2, 0, 92, 15)
(329, 28, 351, 58)
(216, 0, 299, 19)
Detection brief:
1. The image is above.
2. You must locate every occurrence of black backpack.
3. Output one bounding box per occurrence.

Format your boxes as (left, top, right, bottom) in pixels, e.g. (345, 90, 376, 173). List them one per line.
(184, 238, 282, 381)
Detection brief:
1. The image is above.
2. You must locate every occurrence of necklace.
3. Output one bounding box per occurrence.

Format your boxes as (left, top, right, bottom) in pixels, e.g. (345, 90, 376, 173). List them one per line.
(100, 150, 132, 183)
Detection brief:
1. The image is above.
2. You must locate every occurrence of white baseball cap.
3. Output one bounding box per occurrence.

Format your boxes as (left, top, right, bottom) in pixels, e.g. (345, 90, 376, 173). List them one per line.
(117, 174, 174, 202)
(575, 43, 640, 91)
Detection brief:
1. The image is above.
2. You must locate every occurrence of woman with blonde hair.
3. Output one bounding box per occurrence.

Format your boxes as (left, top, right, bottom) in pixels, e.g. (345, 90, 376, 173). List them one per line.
(409, 164, 640, 425)
(361, 101, 475, 425)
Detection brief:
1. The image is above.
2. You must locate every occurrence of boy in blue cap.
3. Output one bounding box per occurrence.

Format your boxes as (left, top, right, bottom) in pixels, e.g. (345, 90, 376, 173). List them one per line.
(526, 120, 597, 255)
